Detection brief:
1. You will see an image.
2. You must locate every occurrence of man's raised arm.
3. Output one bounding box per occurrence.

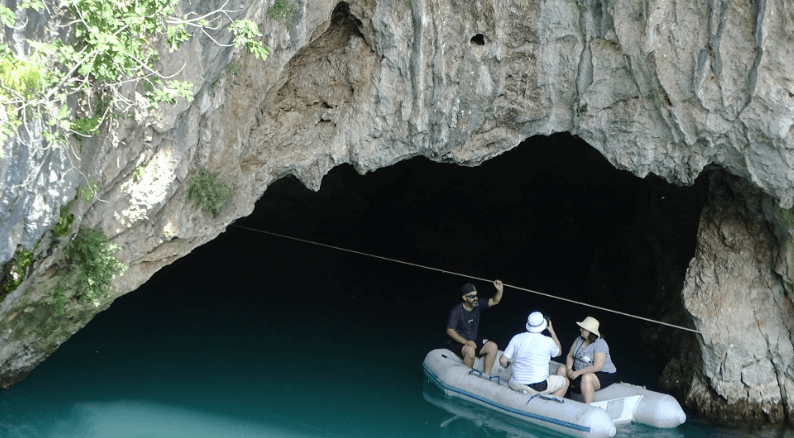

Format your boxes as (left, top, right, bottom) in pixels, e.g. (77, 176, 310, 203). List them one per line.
(488, 279, 504, 308)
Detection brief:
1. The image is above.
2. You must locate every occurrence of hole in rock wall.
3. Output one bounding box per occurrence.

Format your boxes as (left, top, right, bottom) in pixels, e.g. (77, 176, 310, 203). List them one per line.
(85, 134, 708, 411)
(470, 34, 485, 45)
(232, 133, 709, 387)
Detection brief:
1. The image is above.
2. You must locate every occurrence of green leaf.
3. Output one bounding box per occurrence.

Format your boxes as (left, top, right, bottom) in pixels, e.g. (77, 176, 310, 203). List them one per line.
(73, 116, 101, 135)
(77, 59, 93, 77)
(19, 0, 44, 12)
(0, 6, 14, 27)
(166, 24, 189, 52)
(252, 45, 270, 61)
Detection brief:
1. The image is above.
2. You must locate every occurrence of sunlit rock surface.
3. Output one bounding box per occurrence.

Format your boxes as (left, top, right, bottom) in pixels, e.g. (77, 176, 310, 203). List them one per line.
(681, 172, 794, 423)
(1, 0, 793, 423)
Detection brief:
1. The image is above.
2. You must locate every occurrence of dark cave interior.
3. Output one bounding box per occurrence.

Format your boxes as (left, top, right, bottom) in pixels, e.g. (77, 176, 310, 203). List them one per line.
(230, 133, 708, 381)
(240, 133, 707, 316)
(8, 134, 779, 438)
(111, 133, 709, 394)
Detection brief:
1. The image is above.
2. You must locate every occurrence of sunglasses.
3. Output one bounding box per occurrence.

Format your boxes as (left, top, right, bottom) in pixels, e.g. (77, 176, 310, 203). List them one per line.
(466, 294, 478, 299)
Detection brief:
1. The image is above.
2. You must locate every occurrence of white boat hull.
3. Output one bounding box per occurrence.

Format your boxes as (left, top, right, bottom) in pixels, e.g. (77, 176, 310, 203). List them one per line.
(423, 349, 616, 438)
(546, 360, 687, 428)
(422, 349, 685, 438)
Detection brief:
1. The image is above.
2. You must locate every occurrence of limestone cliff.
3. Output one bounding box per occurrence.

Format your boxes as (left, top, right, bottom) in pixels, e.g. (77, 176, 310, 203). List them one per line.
(1, 0, 793, 424)
(679, 172, 794, 423)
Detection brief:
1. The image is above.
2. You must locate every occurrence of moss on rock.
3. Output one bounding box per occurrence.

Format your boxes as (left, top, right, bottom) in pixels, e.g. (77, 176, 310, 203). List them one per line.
(0, 246, 35, 302)
(1, 269, 113, 362)
(53, 200, 76, 238)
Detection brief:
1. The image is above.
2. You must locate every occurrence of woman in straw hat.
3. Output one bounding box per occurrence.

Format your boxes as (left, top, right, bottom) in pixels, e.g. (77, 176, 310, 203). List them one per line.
(555, 316, 618, 403)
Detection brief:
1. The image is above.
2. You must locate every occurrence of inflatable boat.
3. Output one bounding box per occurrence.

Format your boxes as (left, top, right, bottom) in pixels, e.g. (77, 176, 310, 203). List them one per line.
(422, 379, 562, 438)
(422, 349, 686, 438)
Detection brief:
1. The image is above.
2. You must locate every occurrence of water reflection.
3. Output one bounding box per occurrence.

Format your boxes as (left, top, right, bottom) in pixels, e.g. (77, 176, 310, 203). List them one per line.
(44, 400, 322, 438)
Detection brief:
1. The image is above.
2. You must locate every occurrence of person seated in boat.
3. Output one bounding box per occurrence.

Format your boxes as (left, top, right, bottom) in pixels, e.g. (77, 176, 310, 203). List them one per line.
(555, 316, 618, 403)
(498, 311, 569, 397)
(445, 280, 504, 376)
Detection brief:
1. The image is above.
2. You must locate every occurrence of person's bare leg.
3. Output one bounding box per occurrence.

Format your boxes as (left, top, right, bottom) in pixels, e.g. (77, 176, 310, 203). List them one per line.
(581, 373, 601, 403)
(461, 345, 476, 369)
(481, 341, 498, 375)
(552, 377, 569, 398)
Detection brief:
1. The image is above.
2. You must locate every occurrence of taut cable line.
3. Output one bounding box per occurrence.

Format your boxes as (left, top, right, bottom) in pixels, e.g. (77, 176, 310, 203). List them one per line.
(231, 224, 701, 334)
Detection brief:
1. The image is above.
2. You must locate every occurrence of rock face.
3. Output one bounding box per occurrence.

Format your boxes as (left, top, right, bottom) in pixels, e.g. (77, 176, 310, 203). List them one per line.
(681, 172, 794, 423)
(1, 0, 793, 424)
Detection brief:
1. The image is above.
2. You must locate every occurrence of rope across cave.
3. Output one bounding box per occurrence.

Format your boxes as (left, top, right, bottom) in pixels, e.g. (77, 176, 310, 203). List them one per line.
(231, 224, 701, 334)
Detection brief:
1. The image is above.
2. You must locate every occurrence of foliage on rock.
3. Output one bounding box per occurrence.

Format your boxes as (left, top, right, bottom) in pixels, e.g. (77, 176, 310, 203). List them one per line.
(266, 0, 295, 25)
(53, 200, 76, 237)
(187, 170, 235, 218)
(230, 19, 270, 60)
(0, 246, 35, 301)
(50, 282, 68, 316)
(60, 227, 128, 308)
(0, 0, 269, 149)
(78, 181, 100, 202)
(133, 165, 145, 183)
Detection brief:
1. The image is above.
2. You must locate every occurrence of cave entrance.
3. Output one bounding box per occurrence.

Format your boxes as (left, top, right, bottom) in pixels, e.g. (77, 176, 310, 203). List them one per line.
(235, 133, 709, 385)
(34, 133, 711, 433)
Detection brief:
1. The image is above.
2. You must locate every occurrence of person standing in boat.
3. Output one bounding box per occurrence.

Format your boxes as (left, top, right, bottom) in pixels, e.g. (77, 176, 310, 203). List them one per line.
(555, 316, 618, 404)
(445, 280, 504, 376)
(498, 311, 569, 397)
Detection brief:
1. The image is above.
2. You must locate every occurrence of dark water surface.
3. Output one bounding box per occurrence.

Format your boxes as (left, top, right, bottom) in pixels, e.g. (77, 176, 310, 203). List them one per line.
(1, 231, 791, 438)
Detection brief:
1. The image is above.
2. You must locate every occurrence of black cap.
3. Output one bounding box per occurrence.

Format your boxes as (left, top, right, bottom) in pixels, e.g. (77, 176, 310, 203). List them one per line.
(460, 283, 477, 296)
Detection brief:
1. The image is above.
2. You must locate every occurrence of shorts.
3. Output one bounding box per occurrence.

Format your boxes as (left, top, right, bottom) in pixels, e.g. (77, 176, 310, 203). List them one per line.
(509, 375, 567, 395)
(446, 337, 490, 358)
(569, 371, 618, 393)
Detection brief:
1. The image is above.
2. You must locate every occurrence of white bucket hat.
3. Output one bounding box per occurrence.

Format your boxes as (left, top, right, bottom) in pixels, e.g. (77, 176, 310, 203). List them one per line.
(526, 311, 547, 333)
(576, 316, 601, 337)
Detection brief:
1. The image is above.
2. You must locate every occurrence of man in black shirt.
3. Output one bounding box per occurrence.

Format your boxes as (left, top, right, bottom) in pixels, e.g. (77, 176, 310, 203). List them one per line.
(446, 280, 504, 375)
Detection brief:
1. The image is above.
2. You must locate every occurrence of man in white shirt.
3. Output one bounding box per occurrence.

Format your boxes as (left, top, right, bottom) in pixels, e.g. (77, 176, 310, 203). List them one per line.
(498, 311, 569, 397)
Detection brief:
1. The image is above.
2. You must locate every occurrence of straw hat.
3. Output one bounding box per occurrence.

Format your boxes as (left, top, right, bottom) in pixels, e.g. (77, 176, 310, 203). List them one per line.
(576, 316, 601, 337)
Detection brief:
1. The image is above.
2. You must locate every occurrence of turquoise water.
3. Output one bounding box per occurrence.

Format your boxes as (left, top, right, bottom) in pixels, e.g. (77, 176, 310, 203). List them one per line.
(1, 233, 791, 438)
